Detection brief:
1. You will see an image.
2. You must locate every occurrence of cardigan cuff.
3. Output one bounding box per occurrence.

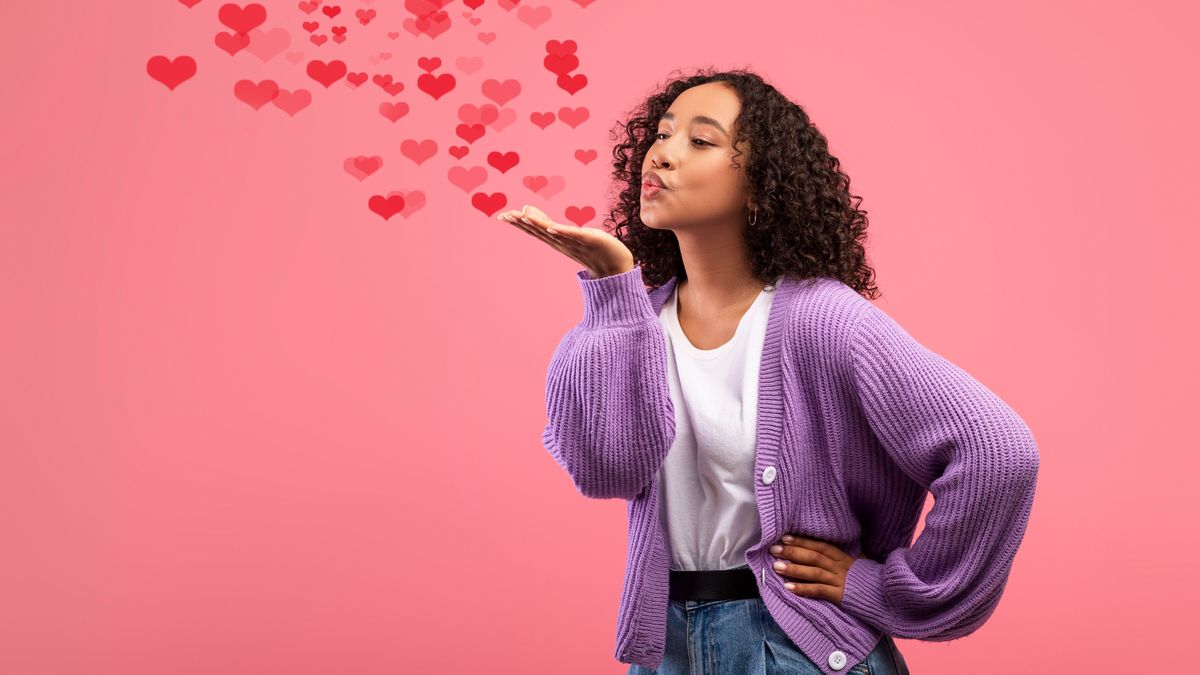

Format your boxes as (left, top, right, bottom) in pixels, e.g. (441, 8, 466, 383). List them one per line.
(840, 556, 890, 631)
(576, 265, 658, 329)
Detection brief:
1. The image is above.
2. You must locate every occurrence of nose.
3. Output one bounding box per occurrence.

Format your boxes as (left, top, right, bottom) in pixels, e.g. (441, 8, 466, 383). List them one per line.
(647, 144, 672, 170)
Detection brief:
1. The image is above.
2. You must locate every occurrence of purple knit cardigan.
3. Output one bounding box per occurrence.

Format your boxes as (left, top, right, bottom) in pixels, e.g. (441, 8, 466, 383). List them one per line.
(541, 265, 1040, 674)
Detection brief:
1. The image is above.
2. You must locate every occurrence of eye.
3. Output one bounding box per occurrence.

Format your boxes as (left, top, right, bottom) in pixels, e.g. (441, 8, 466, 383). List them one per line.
(654, 132, 713, 146)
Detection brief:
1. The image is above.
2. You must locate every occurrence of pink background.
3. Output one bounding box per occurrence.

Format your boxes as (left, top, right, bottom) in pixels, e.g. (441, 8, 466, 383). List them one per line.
(3, 1, 1198, 673)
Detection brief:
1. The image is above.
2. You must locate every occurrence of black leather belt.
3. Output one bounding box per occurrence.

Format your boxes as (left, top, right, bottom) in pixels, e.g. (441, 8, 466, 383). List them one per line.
(669, 565, 760, 601)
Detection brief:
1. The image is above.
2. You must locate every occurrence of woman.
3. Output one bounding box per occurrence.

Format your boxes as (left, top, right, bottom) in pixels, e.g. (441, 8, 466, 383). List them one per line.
(501, 68, 1038, 675)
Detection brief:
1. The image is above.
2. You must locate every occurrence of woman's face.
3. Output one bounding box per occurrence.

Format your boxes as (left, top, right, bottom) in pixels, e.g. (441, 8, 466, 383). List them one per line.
(639, 81, 751, 231)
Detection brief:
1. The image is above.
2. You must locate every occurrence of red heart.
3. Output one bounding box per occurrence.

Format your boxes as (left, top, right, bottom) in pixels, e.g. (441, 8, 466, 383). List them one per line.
(299, 1, 320, 14)
(487, 151, 520, 174)
(233, 79, 279, 109)
(382, 82, 404, 96)
(543, 53, 578, 76)
(356, 8, 377, 25)
(331, 25, 347, 36)
(556, 72, 587, 95)
(455, 123, 486, 144)
(545, 39, 577, 56)
(219, 3, 266, 33)
(415, 10, 451, 38)
(529, 111, 555, 129)
(574, 148, 597, 165)
(322, 5, 342, 19)
(417, 72, 456, 99)
(348, 155, 383, 179)
(178, 0, 202, 8)
(301, 21, 319, 33)
(448, 145, 469, 159)
(471, 192, 507, 216)
(146, 55, 196, 90)
(307, 59, 347, 87)
(463, 0, 484, 8)
(369, 194, 406, 220)
(215, 31, 250, 56)
(347, 71, 368, 86)
(417, 56, 441, 72)
(565, 205, 595, 226)
(310, 34, 328, 46)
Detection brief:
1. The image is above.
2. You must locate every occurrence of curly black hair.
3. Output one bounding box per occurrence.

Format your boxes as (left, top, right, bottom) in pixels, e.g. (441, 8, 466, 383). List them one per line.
(604, 67, 881, 300)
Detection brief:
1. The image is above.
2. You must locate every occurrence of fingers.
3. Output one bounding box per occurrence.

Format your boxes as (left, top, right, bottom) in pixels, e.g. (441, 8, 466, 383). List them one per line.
(499, 207, 583, 249)
(781, 535, 850, 564)
(498, 209, 578, 253)
(771, 559, 837, 586)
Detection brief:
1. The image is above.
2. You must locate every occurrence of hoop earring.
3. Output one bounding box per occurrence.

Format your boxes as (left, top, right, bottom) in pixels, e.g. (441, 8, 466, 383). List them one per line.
(749, 207, 758, 227)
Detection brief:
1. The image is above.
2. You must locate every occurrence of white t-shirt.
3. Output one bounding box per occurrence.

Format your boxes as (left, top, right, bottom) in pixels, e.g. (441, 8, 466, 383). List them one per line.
(656, 276, 785, 571)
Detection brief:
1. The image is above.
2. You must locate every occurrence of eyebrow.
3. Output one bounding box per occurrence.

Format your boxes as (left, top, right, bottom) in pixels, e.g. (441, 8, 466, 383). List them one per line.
(660, 111, 728, 136)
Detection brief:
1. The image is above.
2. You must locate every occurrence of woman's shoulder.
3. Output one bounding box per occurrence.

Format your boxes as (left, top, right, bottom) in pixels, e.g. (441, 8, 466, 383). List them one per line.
(779, 275, 875, 355)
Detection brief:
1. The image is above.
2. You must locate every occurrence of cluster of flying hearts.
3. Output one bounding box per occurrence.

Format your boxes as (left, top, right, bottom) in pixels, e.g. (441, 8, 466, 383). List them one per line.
(145, 0, 602, 222)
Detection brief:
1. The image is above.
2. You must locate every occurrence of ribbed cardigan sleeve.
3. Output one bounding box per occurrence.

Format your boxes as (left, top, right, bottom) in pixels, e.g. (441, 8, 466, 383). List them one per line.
(840, 302, 1040, 640)
(540, 265, 676, 500)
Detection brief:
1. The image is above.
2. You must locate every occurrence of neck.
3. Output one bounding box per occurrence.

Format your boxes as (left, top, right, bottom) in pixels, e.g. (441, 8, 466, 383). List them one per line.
(674, 226, 765, 314)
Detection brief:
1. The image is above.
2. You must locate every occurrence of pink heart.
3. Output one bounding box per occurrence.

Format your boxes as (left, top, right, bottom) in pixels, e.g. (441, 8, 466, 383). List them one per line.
(458, 103, 499, 125)
(456, 56, 483, 74)
(345, 155, 383, 181)
(272, 88, 311, 117)
(285, 51, 304, 64)
(517, 5, 552, 29)
(477, 32, 496, 44)
(557, 105, 589, 128)
(400, 138, 438, 165)
(529, 111, 555, 129)
(233, 79, 279, 109)
(540, 175, 567, 199)
(481, 78, 520, 106)
(448, 145, 469, 159)
(394, 189, 426, 218)
(574, 148, 597, 165)
(523, 175, 549, 194)
(246, 27, 291, 63)
(490, 107, 517, 131)
(447, 165, 488, 193)
(378, 101, 410, 122)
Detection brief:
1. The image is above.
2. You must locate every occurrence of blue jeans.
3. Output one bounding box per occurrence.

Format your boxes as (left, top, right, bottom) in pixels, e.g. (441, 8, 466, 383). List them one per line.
(626, 598, 910, 675)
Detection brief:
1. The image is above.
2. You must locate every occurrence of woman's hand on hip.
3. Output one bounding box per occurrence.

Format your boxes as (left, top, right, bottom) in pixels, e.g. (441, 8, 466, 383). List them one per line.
(768, 534, 868, 606)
